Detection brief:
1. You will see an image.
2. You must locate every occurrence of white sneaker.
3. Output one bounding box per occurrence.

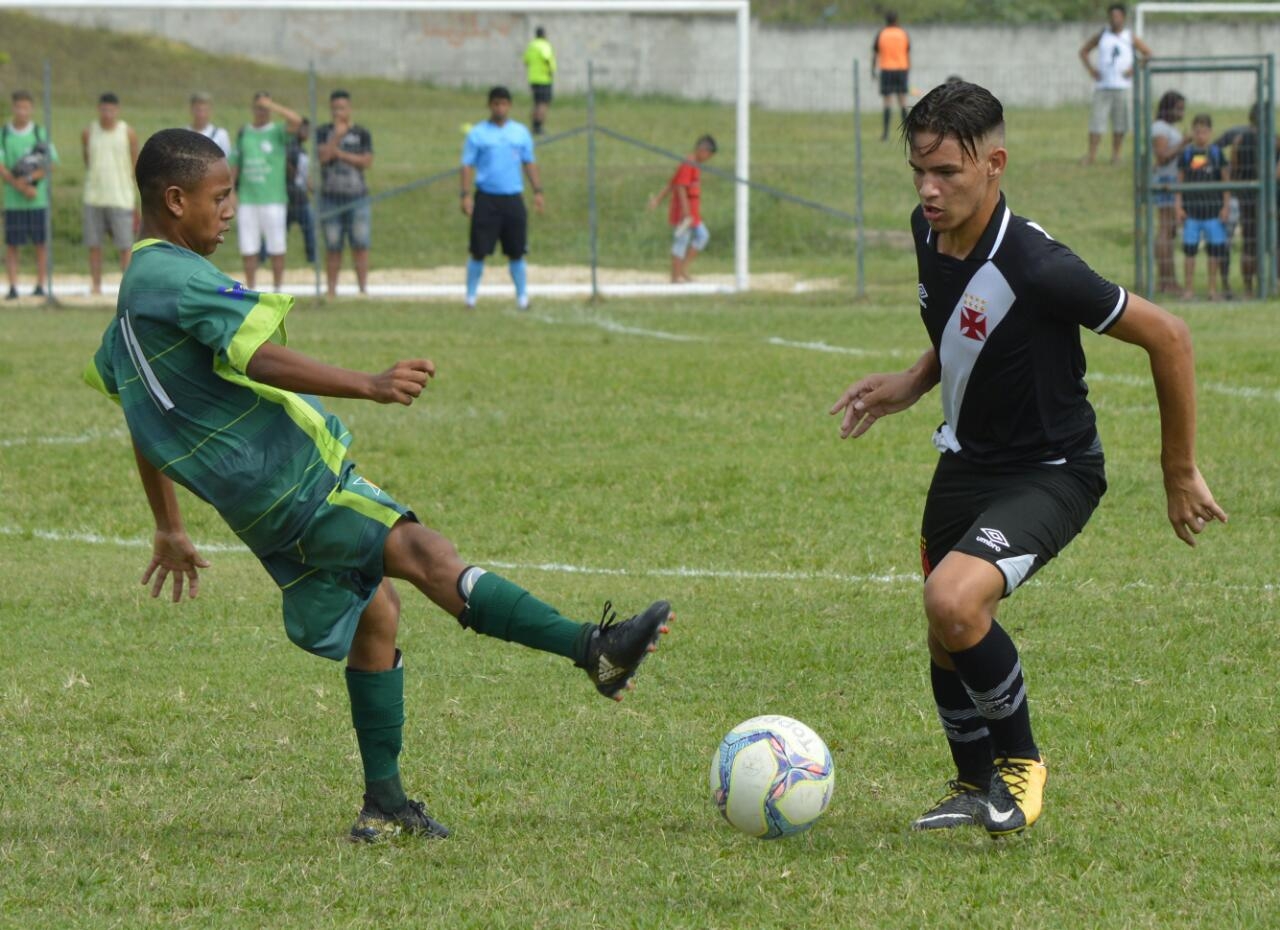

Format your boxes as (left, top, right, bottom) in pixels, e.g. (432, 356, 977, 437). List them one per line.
(516, 295, 530, 311)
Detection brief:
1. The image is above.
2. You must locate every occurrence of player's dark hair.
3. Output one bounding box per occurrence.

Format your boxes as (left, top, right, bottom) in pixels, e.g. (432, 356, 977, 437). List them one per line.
(253, 90, 270, 103)
(536, 26, 546, 38)
(696, 134, 718, 153)
(330, 89, 350, 102)
(901, 80, 1004, 162)
(11, 89, 33, 104)
(488, 85, 512, 102)
(135, 128, 227, 211)
(1108, 3, 1126, 16)
(99, 92, 120, 105)
(1191, 112, 1212, 129)
(885, 10, 898, 25)
(1155, 90, 1185, 122)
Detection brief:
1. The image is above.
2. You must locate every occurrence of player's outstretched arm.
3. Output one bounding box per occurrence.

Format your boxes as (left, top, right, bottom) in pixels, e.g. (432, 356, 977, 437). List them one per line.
(1104, 294, 1228, 546)
(829, 348, 940, 440)
(246, 341, 434, 406)
(133, 441, 210, 602)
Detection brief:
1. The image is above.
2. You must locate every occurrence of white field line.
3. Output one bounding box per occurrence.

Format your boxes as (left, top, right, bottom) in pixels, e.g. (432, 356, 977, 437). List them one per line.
(1, 524, 1274, 592)
(765, 337, 908, 358)
(1090, 371, 1280, 404)
(0, 427, 127, 449)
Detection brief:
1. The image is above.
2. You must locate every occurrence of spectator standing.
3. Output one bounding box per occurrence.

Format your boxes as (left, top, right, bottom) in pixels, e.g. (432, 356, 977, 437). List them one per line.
(287, 119, 316, 266)
(459, 86, 543, 311)
(81, 92, 140, 296)
(872, 11, 911, 143)
(1176, 113, 1231, 300)
(523, 26, 557, 136)
(648, 134, 717, 283)
(1215, 103, 1263, 296)
(1151, 90, 1188, 294)
(1079, 3, 1152, 165)
(188, 92, 231, 157)
(316, 90, 373, 297)
(1, 89, 58, 300)
(230, 91, 302, 290)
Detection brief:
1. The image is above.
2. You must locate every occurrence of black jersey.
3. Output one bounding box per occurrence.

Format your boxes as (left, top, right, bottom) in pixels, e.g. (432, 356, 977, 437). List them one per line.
(913, 195, 1128, 466)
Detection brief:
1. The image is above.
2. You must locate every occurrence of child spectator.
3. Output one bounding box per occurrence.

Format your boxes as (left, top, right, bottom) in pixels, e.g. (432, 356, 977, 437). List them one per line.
(1176, 114, 1231, 300)
(648, 135, 717, 284)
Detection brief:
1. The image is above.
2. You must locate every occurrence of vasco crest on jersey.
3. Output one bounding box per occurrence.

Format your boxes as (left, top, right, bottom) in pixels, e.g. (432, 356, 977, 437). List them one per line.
(959, 292, 988, 342)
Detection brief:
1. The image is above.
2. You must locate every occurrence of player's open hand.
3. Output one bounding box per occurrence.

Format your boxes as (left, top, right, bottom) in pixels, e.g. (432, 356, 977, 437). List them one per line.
(829, 371, 924, 439)
(1164, 466, 1228, 546)
(142, 530, 211, 603)
(370, 358, 435, 405)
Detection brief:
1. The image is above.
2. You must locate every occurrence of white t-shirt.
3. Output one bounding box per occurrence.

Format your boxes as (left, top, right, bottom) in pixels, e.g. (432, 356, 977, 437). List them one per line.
(1151, 119, 1183, 182)
(190, 123, 232, 156)
(1095, 28, 1135, 90)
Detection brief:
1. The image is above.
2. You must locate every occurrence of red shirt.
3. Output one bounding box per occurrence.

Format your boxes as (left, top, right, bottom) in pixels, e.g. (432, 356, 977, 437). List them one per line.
(669, 161, 701, 226)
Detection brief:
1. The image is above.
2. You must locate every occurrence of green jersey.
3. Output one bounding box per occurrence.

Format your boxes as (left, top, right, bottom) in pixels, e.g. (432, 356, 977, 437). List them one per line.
(523, 37, 556, 84)
(231, 121, 289, 205)
(2, 122, 59, 210)
(84, 239, 353, 556)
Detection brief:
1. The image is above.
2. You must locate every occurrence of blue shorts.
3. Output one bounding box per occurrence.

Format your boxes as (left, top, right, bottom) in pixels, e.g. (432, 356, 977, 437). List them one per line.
(320, 196, 372, 252)
(1183, 216, 1227, 256)
(672, 221, 709, 259)
(258, 463, 412, 660)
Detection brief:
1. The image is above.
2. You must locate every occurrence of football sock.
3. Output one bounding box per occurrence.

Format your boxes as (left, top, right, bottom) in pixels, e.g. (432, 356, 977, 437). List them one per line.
(466, 258, 485, 300)
(345, 651, 408, 812)
(931, 661, 995, 785)
(509, 257, 528, 301)
(533, 119, 543, 134)
(882, 107, 891, 139)
(458, 569, 593, 662)
(947, 620, 1039, 760)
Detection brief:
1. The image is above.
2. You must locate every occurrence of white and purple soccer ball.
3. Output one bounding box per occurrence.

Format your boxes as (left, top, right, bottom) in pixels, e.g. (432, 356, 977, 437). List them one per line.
(709, 715, 835, 839)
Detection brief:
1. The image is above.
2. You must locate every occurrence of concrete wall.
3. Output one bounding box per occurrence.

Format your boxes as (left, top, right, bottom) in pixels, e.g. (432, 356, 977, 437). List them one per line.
(32, 8, 1280, 111)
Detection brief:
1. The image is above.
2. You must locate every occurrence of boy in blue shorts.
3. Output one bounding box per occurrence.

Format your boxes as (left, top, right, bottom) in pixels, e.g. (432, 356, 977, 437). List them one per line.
(85, 129, 673, 843)
(1175, 113, 1231, 300)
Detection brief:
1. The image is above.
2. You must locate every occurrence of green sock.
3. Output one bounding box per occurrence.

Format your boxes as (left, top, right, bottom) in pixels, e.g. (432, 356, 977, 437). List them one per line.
(345, 656, 408, 812)
(461, 571, 594, 663)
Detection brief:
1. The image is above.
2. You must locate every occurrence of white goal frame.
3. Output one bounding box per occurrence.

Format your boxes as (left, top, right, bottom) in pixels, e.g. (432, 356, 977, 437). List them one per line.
(16, 0, 754, 293)
(1135, 1, 1280, 34)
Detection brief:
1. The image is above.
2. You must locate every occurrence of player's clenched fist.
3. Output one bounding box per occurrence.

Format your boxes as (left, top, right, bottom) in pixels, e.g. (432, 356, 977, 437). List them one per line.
(371, 358, 435, 405)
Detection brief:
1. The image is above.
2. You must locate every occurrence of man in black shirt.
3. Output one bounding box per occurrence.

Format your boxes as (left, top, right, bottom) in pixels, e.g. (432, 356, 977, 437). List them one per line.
(830, 81, 1226, 838)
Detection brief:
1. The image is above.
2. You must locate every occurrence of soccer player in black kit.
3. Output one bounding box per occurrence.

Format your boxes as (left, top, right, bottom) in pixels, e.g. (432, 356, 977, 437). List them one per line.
(830, 81, 1227, 838)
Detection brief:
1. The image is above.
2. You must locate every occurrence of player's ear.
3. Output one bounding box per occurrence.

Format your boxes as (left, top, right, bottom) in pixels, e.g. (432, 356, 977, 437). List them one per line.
(986, 145, 1008, 180)
(163, 184, 186, 219)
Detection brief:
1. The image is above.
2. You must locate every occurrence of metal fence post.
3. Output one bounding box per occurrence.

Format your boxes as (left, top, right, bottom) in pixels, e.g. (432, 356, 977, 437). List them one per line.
(42, 59, 56, 305)
(853, 58, 865, 299)
(310, 61, 321, 300)
(587, 60, 600, 302)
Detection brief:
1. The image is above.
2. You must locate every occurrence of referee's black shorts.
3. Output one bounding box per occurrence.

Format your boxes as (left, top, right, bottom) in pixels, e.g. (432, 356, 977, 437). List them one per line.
(919, 451, 1107, 597)
(469, 192, 527, 260)
(531, 83, 554, 105)
(879, 69, 908, 96)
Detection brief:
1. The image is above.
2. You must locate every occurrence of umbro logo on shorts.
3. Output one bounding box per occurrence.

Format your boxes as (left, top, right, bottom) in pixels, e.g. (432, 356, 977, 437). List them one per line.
(918, 283, 928, 308)
(976, 527, 1009, 552)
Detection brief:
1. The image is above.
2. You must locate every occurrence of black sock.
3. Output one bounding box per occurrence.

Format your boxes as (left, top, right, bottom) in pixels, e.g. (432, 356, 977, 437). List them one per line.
(882, 107, 890, 138)
(947, 620, 1038, 760)
(930, 661, 995, 786)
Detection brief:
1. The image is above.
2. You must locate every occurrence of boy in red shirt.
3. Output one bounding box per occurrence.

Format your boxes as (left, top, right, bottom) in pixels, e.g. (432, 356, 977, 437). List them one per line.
(649, 135, 717, 282)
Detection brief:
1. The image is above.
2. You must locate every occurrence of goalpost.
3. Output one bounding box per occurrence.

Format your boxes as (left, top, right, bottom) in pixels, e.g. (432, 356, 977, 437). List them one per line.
(14, 0, 754, 293)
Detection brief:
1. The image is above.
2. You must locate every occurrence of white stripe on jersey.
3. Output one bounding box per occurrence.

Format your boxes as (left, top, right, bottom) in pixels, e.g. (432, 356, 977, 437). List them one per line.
(1093, 287, 1128, 333)
(937, 262, 1017, 448)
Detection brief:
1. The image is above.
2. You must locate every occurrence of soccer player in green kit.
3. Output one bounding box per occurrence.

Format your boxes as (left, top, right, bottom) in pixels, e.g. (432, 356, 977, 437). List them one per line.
(85, 129, 673, 842)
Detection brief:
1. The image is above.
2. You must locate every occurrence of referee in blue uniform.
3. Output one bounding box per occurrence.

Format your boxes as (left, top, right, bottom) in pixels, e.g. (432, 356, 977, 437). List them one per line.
(459, 86, 544, 310)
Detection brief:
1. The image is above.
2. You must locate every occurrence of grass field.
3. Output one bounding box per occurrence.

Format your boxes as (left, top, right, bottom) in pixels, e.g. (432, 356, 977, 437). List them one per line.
(3, 9, 1280, 930)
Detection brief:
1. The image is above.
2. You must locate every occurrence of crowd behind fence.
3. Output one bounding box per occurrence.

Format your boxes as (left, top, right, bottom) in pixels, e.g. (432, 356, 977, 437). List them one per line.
(2, 55, 1277, 304)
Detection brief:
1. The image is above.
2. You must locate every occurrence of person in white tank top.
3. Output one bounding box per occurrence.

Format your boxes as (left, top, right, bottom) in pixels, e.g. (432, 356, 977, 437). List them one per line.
(1078, 4, 1153, 165)
(81, 92, 139, 295)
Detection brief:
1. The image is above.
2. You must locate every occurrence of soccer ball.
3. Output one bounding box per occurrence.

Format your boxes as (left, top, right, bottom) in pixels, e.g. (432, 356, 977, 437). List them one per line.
(709, 715, 835, 839)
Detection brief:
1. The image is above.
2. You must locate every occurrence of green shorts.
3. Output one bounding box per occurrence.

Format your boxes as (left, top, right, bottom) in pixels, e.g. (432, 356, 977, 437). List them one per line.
(259, 463, 413, 660)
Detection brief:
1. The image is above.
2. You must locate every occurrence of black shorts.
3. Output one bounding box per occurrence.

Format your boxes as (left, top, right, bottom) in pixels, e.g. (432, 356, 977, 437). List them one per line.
(470, 192, 527, 260)
(920, 451, 1107, 597)
(5, 208, 48, 246)
(879, 70, 909, 96)
(531, 83, 553, 105)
